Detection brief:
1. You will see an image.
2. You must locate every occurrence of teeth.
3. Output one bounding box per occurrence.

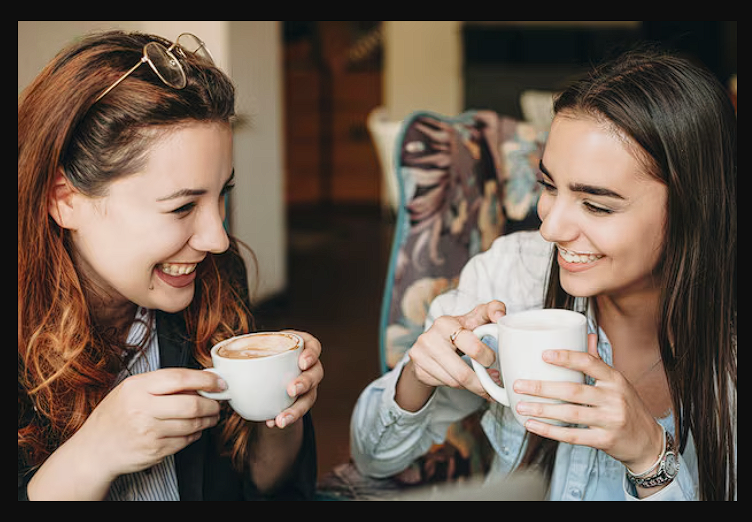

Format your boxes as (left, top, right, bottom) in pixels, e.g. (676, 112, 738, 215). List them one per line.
(159, 263, 198, 276)
(558, 247, 604, 264)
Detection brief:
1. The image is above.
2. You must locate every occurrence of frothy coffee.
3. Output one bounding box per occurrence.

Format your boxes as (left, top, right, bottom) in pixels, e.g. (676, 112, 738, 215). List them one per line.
(217, 333, 300, 359)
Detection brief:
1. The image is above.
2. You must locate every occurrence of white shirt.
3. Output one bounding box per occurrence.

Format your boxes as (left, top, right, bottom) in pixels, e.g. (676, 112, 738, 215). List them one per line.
(351, 231, 709, 500)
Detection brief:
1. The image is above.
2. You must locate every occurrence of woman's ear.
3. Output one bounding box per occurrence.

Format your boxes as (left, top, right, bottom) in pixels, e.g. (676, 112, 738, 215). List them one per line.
(48, 169, 79, 230)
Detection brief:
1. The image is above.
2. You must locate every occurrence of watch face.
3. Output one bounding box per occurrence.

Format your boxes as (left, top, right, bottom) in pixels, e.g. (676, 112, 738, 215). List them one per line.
(665, 452, 679, 477)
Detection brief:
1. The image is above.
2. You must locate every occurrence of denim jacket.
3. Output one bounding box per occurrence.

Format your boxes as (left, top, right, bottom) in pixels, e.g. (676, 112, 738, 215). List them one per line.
(351, 231, 714, 500)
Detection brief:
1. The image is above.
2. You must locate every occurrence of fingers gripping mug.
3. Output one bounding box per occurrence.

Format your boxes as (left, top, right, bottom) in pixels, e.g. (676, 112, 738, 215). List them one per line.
(198, 332, 304, 421)
(470, 309, 588, 426)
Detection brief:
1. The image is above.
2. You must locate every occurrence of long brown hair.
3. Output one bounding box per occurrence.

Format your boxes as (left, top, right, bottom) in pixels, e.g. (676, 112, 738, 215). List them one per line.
(526, 51, 737, 500)
(18, 31, 256, 471)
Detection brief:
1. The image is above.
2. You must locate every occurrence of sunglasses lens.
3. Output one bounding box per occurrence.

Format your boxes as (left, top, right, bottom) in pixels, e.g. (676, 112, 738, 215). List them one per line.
(145, 42, 186, 89)
(176, 33, 215, 64)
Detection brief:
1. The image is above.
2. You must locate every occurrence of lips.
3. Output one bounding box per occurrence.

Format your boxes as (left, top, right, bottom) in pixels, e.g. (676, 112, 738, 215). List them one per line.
(557, 246, 604, 273)
(155, 262, 199, 288)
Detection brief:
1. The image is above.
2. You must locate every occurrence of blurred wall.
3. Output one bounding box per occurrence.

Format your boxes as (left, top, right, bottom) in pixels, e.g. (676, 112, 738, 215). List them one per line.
(383, 21, 463, 120)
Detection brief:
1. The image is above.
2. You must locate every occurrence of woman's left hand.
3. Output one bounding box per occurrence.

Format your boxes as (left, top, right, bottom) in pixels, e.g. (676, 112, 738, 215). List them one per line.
(513, 333, 663, 473)
(266, 330, 324, 429)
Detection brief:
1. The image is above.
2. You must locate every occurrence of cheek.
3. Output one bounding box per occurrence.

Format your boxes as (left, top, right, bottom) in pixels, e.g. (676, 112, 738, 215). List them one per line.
(593, 215, 666, 290)
(76, 212, 189, 295)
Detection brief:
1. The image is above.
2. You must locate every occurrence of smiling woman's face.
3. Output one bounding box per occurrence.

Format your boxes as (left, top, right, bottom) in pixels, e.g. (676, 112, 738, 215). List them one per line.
(60, 122, 234, 314)
(537, 113, 668, 301)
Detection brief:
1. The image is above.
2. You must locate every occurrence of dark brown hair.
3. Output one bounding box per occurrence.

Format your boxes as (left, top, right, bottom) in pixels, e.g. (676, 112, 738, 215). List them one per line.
(528, 51, 736, 500)
(19, 31, 256, 471)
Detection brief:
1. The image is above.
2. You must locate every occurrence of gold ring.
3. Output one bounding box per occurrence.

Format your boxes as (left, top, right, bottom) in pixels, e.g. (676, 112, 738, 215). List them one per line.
(449, 327, 464, 344)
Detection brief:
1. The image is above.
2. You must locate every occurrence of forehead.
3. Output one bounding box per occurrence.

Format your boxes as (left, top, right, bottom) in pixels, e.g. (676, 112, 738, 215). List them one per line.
(543, 114, 656, 188)
(109, 122, 233, 197)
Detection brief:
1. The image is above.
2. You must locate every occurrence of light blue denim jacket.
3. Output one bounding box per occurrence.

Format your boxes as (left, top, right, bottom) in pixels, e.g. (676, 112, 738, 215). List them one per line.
(351, 232, 722, 500)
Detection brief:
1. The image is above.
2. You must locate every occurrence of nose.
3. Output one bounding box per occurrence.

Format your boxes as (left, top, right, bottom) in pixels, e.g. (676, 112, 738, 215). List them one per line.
(538, 194, 579, 245)
(190, 204, 230, 254)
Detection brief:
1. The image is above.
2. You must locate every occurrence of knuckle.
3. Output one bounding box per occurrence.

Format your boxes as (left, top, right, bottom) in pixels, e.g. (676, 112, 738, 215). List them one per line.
(456, 366, 478, 389)
(565, 383, 586, 403)
(185, 397, 204, 418)
(433, 316, 454, 332)
(565, 404, 584, 424)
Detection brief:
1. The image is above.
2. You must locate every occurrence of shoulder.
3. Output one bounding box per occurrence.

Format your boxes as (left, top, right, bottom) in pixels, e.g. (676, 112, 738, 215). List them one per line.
(475, 230, 552, 269)
(428, 231, 553, 320)
(459, 230, 552, 305)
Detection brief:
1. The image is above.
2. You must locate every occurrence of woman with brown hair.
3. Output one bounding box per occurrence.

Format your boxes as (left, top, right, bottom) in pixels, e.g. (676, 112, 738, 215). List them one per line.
(352, 50, 736, 500)
(18, 31, 323, 500)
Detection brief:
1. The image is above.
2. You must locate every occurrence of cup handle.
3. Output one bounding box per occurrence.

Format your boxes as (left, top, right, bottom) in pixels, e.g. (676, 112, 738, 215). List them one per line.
(470, 324, 510, 407)
(197, 368, 232, 401)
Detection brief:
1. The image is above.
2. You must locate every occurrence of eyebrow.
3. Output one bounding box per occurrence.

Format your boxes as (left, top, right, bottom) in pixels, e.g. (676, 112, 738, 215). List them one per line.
(539, 160, 625, 200)
(157, 170, 235, 202)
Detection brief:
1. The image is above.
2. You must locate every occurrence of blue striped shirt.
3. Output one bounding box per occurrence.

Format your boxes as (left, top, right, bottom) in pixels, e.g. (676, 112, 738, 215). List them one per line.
(107, 309, 181, 501)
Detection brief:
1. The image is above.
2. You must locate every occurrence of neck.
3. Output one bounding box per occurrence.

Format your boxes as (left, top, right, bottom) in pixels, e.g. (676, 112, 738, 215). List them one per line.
(595, 286, 661, 358)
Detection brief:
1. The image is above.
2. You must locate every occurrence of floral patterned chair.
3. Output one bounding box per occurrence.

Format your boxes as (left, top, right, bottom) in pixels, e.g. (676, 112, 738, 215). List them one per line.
(380, 110, 546, 372)
(319, 110, 546, 498)
(378, 110, 546, 484)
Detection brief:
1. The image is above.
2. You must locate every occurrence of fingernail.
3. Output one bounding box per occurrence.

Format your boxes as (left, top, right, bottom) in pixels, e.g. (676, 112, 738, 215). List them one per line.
(542, 350, 556, 362)
(217, 378, 228, 391)
(291, 382, 305, 397)
(516, 402, 532, 414)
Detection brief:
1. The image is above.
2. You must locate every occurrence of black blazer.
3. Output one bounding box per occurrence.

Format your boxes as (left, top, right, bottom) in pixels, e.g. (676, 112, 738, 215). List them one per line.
(155, 310, 317, 500)
(18, 310, 317, 501)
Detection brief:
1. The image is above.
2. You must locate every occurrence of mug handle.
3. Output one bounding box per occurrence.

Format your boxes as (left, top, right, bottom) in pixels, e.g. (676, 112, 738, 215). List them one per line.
(470, 324, 510, 407)
(197, 368, 232, 401)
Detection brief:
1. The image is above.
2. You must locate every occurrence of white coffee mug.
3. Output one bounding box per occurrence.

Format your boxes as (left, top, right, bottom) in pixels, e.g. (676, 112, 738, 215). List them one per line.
(470, 309, 587, 426)
(198, 332, 304, 421)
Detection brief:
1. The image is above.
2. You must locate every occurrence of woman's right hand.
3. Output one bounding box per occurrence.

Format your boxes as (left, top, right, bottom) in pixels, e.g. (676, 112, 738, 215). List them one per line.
(82, 368, 225, 476)
(396, 301, 506, 411)
(29, 368, 225, 500)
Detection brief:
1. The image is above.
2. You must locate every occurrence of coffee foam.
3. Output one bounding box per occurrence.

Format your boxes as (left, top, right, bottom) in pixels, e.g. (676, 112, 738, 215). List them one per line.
(217, 333, 299, 359)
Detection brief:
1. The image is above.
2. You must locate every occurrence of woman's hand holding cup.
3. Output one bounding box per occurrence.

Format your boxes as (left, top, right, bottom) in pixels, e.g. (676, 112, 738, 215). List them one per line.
(398, 301, 506, 410)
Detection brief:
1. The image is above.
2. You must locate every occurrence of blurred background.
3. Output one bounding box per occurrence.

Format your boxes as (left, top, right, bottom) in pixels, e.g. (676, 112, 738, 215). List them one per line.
(18, 21, 737, 479)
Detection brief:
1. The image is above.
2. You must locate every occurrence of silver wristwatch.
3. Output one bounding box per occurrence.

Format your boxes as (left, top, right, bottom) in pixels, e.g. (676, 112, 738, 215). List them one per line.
(626, 428, 680, 488)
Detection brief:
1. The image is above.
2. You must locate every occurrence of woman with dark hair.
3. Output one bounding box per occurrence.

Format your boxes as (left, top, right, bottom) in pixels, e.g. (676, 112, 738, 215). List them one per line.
(18, 31, 322, 500)
(352, 51, 736, 500)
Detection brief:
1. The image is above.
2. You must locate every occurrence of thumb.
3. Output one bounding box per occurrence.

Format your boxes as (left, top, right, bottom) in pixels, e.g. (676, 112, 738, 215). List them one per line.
(459, 300, 507, 330)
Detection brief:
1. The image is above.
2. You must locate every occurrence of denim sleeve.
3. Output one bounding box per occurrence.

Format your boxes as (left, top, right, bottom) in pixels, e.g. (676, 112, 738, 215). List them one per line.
(350, 356, 484, 478)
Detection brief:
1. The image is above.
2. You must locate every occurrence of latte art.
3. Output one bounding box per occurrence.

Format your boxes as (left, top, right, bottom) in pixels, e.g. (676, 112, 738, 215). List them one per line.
(216, 333, 300, 359)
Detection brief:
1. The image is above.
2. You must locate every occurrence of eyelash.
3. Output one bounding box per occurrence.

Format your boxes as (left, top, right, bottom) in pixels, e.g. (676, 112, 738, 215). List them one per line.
(536, 179, 614, 215)
(170, 183, 236, 216)
(171, 202, 197, 216)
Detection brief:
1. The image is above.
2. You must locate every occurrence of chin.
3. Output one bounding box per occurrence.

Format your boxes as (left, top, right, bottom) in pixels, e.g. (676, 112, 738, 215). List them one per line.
(558, 271, 603, 299)
(150, 287, 196, 314)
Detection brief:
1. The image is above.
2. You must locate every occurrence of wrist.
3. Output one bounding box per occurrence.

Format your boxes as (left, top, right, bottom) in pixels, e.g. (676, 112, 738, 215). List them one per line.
(625, 421, 664, 475)
(626, 425, 680, 490)
(395, 360, 436, 412)
(28, 432, 115, 501)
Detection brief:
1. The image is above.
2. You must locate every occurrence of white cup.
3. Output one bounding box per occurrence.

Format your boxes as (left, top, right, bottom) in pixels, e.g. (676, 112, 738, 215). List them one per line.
(470, 309, 587, 426)
(198, 332, 304, 421)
